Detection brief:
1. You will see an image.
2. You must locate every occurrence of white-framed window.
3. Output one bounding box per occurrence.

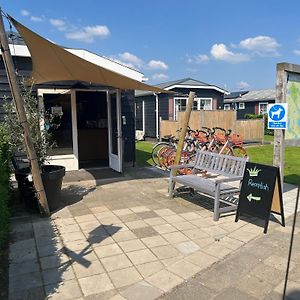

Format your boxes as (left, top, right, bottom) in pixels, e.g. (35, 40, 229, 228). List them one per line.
(174, 97, 212, 120)
(224, 104, 231, 111)
(259, 102, 268, 115)
(238, 102, 245, 110)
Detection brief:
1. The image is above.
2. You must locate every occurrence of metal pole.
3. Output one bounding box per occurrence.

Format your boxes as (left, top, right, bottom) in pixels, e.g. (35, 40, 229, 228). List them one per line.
(0, 11, 50, 216)
(283, 185, 300, 298)
(171, 91, 195, 177)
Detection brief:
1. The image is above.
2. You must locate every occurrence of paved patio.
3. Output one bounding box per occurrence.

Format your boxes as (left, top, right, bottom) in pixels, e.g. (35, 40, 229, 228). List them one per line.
(8, 167, 299, 300)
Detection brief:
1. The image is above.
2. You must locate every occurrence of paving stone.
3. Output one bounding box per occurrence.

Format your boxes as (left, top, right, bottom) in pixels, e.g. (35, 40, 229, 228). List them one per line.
(179, 212, 201, 221)
(62, 240, 90, 252)
(73, 260, 105, 278)
(213, 288, 258, 300)
(57, 224, 81, 234)
(61, 231, 86, 243)
(152, 224, 177, 235)
(136, 211, 159, 220)
(236, 274, 274, 298)
(9, 287, 45, 300)
(167, 259, 201, 279)
(113, 208, 133, 216)
(94, 243, 123, 258)
(264, 254, 295, 271)
(129, 206, 151, 213)
(136, 261, 164, 278)
(119, 213, 142, 223)
(141, 235, 168, 248)
(78, 220, 101, 232)
(9, 259, 40, 278)
(9, 238, 37, 263)
(185, 250, 217, 269)
(151, 245, 181, 260)
(89, 235, 115, 246)
(108, 267, 142, 288)
(108, 294, 126, 300)
(126, 249, 157, 265)
(217, 236, 244, 250)
(154, 209, 175, 217)
(95, 211, 116, 220)
(131, 227, 159, 239)
(89, 206, 109, 214)
(146, 269, 183, 292)
(274, 280, 300, 299)
(174, 240, 200, 255)
(42, 265, 75, 285)
(200, 226, 228, 238)
(125, 220, 148, 230)
(111, 231, 137, 242)
(162, 214, 186, 224)
(101, 254, 133, 271)
(120, 280, 162, 300)
(144, 217, 167, 226)
(79, 273, 114, 296)
(161, 255, 184, 267)
(162, 231, 189, 244)
(192, 237, 215, 249)
(9, 271, 43, 292)
(40, 254, 70, 270)
(37, 243, 63, 258)
(182, 228, 210, 240)
(228, 229, 259, 243)
(172, 221, 197, 231)
(46, 279, 82, 299)
(202, 243, 233, 259)
(118, 239, 146, 252)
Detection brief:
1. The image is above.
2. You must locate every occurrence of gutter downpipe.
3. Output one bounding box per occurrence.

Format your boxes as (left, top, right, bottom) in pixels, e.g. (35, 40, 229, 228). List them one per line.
(154, 93, 159, 141)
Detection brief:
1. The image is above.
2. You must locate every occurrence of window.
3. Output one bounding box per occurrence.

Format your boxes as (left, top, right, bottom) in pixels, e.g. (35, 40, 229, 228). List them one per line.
(224, 104, 231, 110)
(174, 97, 212, 120)
(259, 102, 268, 115)
(238, 102, 245, 110)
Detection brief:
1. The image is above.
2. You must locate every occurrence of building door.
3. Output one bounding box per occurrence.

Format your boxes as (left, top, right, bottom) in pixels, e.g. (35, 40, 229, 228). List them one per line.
(108, 90, 122, 172)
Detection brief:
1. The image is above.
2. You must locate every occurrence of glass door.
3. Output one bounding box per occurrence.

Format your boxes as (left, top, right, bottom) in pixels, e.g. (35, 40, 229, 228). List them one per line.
(107, 90, 122, 172)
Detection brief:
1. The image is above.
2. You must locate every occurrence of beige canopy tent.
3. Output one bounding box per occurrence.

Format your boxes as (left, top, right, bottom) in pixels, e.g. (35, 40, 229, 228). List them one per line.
(9, 16, 169, 93)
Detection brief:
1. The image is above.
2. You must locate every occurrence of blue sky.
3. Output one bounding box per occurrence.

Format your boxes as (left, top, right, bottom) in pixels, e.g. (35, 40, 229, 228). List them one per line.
(2, 0, 300, 91)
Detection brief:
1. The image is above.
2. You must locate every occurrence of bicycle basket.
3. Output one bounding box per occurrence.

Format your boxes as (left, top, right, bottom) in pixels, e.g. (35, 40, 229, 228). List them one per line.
(214, 133, 226, 144)
(230, 134, 243, 146)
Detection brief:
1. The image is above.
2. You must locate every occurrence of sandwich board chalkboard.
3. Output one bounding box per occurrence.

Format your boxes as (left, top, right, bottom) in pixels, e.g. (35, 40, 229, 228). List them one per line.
(235, 162, 285, 233)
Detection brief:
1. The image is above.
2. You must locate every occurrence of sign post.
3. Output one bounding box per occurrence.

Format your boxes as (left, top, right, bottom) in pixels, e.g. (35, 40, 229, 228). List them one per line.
(235, 162, 285, 233)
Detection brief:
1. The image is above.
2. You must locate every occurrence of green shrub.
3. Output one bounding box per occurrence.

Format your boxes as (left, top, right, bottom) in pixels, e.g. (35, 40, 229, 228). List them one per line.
(0, 124, 12, 245)
(244, 113, 264, 119)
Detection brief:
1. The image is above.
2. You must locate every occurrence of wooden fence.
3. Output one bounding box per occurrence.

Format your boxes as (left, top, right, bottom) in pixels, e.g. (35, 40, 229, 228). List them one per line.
(160, 110, 264, 141)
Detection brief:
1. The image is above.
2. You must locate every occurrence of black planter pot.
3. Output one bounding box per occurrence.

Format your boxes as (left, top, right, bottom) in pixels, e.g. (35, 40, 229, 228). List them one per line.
(15, 165, 66, 212)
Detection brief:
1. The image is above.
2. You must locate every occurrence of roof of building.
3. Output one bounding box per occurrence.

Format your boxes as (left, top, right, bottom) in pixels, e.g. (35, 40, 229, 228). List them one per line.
(224, 89, 276, 103)
(135, 78, 229, 97)
(224, 90, 249, 99)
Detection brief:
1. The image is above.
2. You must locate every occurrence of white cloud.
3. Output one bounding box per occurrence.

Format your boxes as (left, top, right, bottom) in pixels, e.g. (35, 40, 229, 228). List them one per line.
(30, 15, 43, 22)
(210, 43, 250, 63)
(293, 49, 300, 56)
(66, 25, 110, 43)
(118, 52, 143, 68)
(152, 73, 168, 81)
(50, 18, 65, 28)
(20, 9, 30, 16)
(236, 81, 250, 90)
(187, 54, 209, 64)
(239, 36, 280, 56)
(147, 60, 168, 70)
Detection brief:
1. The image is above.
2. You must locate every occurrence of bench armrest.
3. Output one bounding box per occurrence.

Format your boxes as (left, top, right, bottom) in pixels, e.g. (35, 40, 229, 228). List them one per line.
(215, 176, 243, 184)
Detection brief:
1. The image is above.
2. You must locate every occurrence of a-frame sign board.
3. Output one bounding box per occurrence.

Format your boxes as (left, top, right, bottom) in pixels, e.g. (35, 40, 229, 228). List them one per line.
(235, 162, 285, 233)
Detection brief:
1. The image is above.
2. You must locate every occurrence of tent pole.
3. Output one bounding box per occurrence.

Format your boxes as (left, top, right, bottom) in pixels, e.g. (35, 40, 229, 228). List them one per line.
(171, 91, 195, 177)
(0, 11, 50, 216)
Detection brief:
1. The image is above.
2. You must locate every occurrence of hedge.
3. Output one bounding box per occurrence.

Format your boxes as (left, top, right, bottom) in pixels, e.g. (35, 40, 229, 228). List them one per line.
(0, 124, 11, 245)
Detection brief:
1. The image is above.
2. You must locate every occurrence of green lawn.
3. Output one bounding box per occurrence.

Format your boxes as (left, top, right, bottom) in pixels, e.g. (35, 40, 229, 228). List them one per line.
(136, 141, 300, 185)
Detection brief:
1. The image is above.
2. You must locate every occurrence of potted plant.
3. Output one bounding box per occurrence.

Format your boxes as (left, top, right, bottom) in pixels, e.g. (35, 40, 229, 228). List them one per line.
(3, 82, 65, 212)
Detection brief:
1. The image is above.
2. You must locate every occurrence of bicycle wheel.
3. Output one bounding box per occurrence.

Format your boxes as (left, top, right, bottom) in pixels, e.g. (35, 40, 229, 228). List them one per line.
(151, 142, 172, 166)
(157, 145, 175, 169)
(231, 146, 248, 158)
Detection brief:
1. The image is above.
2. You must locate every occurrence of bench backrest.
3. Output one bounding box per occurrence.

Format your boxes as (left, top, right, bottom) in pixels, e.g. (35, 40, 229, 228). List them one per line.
(193, 150, 248, 177)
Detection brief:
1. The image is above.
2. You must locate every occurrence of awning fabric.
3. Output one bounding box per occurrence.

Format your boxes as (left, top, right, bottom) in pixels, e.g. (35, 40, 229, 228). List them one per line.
(9, 16, 169, 93)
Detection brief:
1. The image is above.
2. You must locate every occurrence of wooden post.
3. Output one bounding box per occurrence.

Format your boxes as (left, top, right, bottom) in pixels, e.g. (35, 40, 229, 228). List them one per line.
(171, 91, 195, 176)
(0, 12, 50, 216)
(274, 64, 287, 186)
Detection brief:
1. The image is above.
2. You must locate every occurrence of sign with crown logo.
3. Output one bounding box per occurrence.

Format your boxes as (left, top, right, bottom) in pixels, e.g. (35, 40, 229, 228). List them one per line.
(235, 162, 285, 233)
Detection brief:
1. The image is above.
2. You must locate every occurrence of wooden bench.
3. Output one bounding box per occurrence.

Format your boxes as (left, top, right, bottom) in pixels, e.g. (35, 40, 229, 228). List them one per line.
(169, 151, 248, 221)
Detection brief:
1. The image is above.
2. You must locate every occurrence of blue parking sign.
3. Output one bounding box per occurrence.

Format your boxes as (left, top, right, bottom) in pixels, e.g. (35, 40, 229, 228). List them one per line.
(268, 103, 288, 129)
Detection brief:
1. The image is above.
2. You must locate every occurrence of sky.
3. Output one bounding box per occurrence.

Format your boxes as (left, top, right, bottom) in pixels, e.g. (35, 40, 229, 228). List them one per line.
(2, 0, 300, 91)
